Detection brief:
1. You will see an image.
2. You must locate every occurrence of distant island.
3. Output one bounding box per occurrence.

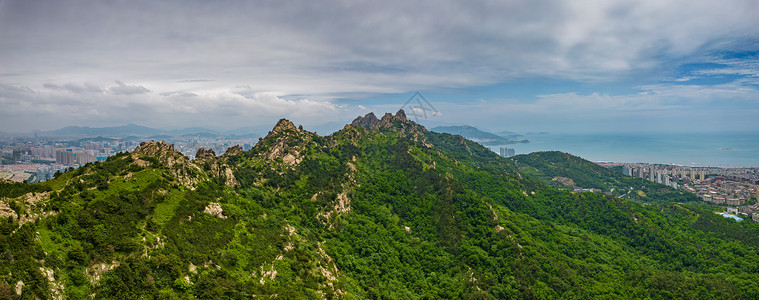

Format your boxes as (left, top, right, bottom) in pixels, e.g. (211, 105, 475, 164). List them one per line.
(430, 125, 529, 146)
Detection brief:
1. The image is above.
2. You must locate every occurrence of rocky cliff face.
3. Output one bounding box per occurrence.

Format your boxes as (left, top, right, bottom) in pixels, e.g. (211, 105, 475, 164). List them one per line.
(351, 110, 412, 131)
(132, 140, 190, 168)
(133, 140, 177, 157)
(254, 119, 317, 167)
(194, 148, 216, 162)
(350, 112, 380, 130)
(131, 140, 204, 188)
(195, 147, 240, 188)
(222, 145, 243, 157)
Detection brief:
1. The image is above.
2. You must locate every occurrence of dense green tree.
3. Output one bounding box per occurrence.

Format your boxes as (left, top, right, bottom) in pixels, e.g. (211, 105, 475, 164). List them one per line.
(1, 113, 757, 298)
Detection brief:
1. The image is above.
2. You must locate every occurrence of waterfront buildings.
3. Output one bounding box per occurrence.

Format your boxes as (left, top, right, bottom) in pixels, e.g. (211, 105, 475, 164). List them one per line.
(606, 163, 758, 221)
(499, 147, 515, 158)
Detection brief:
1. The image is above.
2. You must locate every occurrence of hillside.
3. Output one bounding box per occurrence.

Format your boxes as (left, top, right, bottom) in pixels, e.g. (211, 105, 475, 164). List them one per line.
(2, 111, 758, 299)
(430, 125, 528, 146)
(512, 151, 700, 203)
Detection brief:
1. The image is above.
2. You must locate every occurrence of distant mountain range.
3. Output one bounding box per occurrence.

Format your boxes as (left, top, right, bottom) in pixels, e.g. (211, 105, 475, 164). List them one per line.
(38, 124, 160, 137)
(430, 125, 528, 146)
(16, 124, 260, 138)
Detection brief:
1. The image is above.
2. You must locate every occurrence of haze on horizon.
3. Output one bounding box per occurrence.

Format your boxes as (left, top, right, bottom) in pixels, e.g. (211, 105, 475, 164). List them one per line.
(1, 0, 758, 135)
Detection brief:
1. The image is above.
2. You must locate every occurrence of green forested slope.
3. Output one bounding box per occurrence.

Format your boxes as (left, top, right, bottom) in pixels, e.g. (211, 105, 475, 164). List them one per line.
(1, 111, 757, 299)
(512, 151, 700, 203)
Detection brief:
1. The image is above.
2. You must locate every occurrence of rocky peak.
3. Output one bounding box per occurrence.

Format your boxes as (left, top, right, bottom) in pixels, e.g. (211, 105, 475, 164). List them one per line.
(380, 113, 394, 122)
(395, 109, 407, 121)
(352, 110, 412, 131)
(378, 109, 415, 128)
(351, 112, 380, 130)
(195, 148, 216, 161)
(270, 119, 298, 136)
(222, 145, 243, 157)
(253, 118, 316, 168)
(132, 140, 182, 157)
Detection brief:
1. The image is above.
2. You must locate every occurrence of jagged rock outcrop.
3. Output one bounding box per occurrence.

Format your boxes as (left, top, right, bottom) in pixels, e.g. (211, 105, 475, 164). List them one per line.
(552, 176, 576, 187)
(191, 147, 240, 188)
(396, 109, 407, 120)
(86, 261, 120, 285)
(378, 109, 408, 127)
(269, 119, 299, 136)
(195, 148, 216, 162)
(458, 136, 473, 155)
(342, 110, 432, 148)
(255, 118, 316, 168)
(133, 141, 179, 159)
(0, 201, 17, 221)
(351, 112, 380, 130)
(40, 266, 65, 300)
(132, 140, 192, 168)
(131, 141, 203, 189)
(351, 110, 411, 131)
(222, 145, 243, 157)
(203, 202, 227, 219)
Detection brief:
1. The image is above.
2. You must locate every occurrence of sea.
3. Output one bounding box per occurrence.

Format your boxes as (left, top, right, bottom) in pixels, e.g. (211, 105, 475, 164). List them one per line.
(490, 132, 759, 168)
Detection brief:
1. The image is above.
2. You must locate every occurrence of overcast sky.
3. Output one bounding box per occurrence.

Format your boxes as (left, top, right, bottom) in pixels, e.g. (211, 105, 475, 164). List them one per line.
(1, 0, 758, 134)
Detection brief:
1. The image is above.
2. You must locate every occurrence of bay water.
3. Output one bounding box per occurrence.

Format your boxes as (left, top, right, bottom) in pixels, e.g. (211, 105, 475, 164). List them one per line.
(491, 132, 759, 168)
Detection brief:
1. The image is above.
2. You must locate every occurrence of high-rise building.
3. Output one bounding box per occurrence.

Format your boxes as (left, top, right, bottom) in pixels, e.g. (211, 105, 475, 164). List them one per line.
(75, 152, 96, 165)
(649, 166, 655, 181)
(622, 165, 633, 176)
(499, 147, 515, 157)
(55, 150, 96, 165)
(56, 150, 76, 165)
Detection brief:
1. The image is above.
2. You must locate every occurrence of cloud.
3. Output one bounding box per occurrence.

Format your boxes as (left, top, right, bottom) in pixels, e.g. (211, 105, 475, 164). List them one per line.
(177, 79, 213, 83)
(0, 0, 757, 132)
(0, 82, 352, 131)
(108, 81, 151, 95)
(2, 0, 757, 93)
(398, 76, 759, 134)
(43, 82, 103, 93)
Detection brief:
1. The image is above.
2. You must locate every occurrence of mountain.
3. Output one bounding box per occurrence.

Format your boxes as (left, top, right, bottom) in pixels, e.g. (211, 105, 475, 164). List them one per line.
(166, 127, 218, 136)
(40, 124, 162, 137)
(180, 132, 219, 138)
(431, 125, 528, 145)
(223, 126, 260, 138)
(512, 151, 700, 203)
(496, 130, 520, 136)
(75, 136, 121, 143)
(14, 124, 258, 139)
(31, 124, 236, 138)
(2, 111, 758, 299)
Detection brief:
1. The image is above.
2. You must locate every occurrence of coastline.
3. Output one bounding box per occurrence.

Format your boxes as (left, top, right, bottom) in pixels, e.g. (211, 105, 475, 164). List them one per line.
(491, 132, 759, 168)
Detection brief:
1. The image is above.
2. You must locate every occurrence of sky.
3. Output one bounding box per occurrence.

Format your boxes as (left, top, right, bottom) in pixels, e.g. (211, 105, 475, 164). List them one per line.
(1, 0, 758, 135)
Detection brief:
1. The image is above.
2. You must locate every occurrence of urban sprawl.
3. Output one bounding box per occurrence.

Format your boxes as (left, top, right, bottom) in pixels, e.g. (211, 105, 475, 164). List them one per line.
(0, 135, 256, 183)
(601, 163, 759, 223)
(3, 135, 757, 223)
